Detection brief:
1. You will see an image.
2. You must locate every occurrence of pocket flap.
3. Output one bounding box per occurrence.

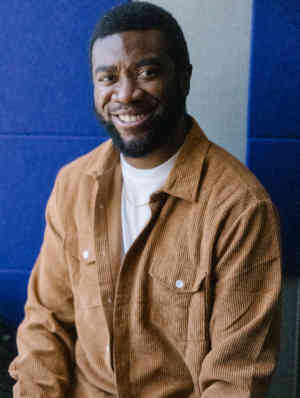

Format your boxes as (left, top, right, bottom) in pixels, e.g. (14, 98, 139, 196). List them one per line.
(149, 256, 206, 293)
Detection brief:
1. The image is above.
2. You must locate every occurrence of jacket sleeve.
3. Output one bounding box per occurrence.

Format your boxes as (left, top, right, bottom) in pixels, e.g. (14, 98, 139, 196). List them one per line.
(9, 174, 76, 397)
(199, 199, 282, 397)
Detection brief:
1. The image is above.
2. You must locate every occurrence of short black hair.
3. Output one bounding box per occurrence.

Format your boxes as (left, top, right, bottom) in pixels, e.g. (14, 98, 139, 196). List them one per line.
(89, 1, 191, 74)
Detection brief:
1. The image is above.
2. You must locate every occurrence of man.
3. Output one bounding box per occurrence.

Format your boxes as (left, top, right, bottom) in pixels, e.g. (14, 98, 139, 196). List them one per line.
(10, 2, 281, 397)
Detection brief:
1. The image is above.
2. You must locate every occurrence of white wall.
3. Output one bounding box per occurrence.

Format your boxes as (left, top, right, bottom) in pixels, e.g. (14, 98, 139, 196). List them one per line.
(136, 0, 253, 163)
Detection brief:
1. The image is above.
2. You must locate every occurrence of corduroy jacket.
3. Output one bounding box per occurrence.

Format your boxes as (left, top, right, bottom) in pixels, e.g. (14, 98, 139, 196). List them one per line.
(10, 119, 281, 397)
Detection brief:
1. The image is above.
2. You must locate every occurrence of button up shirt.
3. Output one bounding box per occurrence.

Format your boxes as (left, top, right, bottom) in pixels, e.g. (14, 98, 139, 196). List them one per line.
(10, 119, 281, 397)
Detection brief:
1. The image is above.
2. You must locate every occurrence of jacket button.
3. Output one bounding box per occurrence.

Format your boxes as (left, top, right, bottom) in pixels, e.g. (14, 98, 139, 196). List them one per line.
(176, 280, 184, 289)
(82, 250, 89, 260)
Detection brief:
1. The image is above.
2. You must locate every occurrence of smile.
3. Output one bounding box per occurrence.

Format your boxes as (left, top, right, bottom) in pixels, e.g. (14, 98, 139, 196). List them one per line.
(113, 111, 154, 128)
(118, 114, 147, 123)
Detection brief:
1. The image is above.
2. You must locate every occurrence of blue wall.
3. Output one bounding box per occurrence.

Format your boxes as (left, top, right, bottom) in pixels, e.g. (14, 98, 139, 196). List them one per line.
(247, 0, 300, 274)
(0, 0, 128, 327)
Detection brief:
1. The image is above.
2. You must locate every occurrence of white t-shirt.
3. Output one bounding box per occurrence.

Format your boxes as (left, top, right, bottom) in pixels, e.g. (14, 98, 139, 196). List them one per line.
(121, 151, 180, 254)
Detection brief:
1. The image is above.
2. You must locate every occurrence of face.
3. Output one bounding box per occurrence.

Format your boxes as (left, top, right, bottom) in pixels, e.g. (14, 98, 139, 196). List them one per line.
(92, 30, 189, 158)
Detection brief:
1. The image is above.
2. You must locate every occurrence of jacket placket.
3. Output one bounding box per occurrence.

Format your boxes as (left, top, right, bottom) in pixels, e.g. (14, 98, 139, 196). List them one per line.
(112, 193, 167, 398)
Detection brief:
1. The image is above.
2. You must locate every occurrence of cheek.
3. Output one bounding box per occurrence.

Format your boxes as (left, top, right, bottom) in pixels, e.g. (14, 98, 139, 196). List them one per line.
(94, 88, 109, 118)
(150, 78, 178, 105)
(146, 80, 165, 101)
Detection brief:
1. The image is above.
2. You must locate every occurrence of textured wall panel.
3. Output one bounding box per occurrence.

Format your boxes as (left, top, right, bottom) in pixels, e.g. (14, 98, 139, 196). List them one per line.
(0, 271, 30, 326)
(0, 0, 127, 136)
(248, 139, 300, 274)
(248, 0, 300, 276)
(248, 1, 300, 139)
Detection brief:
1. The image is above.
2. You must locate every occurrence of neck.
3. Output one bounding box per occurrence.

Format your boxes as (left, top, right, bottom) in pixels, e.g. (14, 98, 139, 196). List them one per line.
(123, 114, 189, 169)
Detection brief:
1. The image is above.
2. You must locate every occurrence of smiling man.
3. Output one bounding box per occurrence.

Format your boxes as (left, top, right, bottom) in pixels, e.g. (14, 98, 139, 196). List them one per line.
(92, 28, 190, 166)
(10, 2, 281, 397)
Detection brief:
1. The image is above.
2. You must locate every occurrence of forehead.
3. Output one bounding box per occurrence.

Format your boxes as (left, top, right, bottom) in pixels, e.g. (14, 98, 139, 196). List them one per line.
(92, 30, 170, 68)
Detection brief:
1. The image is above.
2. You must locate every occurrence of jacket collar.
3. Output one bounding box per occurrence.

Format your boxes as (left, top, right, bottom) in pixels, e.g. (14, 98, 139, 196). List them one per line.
(86, 139, 119, 179)
(86, 117, 211, 203)
(163, 119, 210, 202)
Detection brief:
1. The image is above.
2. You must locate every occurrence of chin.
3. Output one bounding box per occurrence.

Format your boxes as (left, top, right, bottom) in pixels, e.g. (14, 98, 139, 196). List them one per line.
(112, 131, 161, 158)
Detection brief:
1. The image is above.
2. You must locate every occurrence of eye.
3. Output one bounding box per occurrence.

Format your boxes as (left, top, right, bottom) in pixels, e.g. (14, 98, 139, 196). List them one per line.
(138, 67, 159, 80)
(97, 73, 116, 84)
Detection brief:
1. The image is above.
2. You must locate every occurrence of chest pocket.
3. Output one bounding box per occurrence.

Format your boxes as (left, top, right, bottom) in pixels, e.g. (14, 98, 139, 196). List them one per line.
(149, 257, 207, 342)
(68, 235, 101, 308)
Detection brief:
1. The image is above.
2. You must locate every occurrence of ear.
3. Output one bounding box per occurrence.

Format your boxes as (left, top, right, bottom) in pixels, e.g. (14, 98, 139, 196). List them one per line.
(180, 64, 193, 97)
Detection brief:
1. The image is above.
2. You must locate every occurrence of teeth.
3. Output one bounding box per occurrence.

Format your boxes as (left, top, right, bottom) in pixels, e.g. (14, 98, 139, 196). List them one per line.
(118, 114, 146, 123)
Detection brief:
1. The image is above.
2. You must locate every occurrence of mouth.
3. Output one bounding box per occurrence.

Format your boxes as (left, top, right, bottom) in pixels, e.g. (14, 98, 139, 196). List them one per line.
(112, 110, 154, 128)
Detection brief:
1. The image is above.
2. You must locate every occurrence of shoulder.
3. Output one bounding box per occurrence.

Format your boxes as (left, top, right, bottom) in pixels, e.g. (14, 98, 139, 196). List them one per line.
(57, 138, 113, 183)
(185, 119, 271, 209)
(188, 135, 279, 241)
(203, 141, 272, 212)
(198, 143, 281, 270)
(45, 138, 116, 235)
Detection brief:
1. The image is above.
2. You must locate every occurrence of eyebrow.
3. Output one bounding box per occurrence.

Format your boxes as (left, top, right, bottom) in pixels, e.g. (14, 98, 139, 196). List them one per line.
(94, 65, 115, 75)
(135, 56, 164, 68)
(94, 56, 164, 76)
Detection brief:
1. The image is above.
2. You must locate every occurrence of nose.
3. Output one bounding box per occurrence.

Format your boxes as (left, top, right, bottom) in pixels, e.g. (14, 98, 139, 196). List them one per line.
(113, 75, 141, 103)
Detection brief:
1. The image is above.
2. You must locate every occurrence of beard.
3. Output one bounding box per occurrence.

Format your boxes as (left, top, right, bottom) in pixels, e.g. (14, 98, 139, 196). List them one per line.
(94, 87, 186, 158)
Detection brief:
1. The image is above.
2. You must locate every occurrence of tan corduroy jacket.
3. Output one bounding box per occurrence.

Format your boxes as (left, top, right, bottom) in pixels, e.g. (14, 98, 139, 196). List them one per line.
(10, 119, 281, 397)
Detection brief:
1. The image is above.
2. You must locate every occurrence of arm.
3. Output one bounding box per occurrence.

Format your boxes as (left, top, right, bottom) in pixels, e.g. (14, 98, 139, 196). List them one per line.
(9, 175, 76, 397)
(200, 199, 281, 397)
